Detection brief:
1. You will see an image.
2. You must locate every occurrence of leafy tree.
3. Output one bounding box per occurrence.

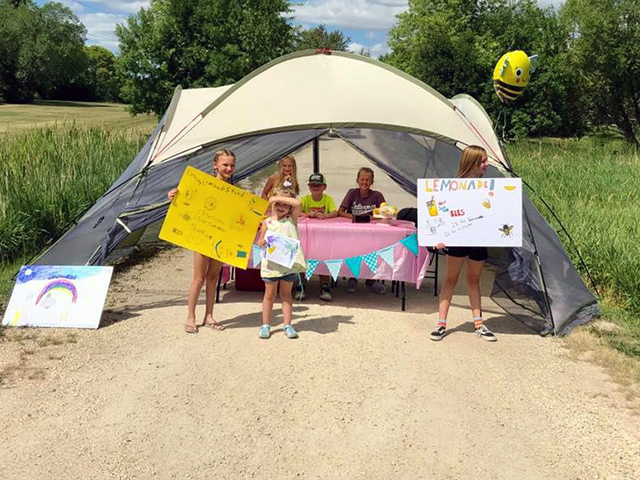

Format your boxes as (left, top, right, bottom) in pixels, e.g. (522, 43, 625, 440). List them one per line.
(561, 0, 640, 145)
(293, 25, 351, 51)
(117, 0, 295, 116)
(385, 0, 586, 138)
(0, 0, 86, 103)
(83, 46, 122, 102)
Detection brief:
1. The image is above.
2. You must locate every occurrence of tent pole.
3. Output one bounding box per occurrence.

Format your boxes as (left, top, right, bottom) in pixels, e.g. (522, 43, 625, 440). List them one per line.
(313, 137, 320, 173)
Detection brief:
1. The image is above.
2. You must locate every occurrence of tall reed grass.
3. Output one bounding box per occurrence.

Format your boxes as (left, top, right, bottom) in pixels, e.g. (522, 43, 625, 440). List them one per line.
(506, 138, 640, 351)
(0, 124, 148, 264)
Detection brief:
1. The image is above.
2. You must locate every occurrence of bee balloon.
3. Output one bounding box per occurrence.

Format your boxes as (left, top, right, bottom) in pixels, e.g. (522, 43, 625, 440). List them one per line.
(492, 51, 539, 104)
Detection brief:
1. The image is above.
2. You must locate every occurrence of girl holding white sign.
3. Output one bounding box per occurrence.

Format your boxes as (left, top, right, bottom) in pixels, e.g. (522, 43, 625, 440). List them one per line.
(257, 187, 307, 339)
(167, 149, 236, 334)
(430, 146, 497, 342)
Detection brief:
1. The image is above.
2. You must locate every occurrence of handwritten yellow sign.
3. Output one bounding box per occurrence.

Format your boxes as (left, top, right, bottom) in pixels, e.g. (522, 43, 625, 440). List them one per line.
(159, 166, 269, 269)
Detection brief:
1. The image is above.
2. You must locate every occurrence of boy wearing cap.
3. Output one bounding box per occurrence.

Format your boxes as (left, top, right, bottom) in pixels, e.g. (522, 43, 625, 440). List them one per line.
(301, 173, 338, 220)
(300, 173, 337, 301)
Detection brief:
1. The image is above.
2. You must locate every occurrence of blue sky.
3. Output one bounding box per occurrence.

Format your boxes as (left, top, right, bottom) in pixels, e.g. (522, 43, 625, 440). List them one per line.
(35, 1, 565, 57)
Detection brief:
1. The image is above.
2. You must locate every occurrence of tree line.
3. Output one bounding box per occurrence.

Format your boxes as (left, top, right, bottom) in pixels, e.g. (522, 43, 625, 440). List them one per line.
(1, 0, 639, 144)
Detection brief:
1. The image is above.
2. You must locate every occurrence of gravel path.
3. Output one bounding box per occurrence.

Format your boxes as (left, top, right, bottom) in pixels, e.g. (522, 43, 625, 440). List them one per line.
(2, 247, 639, 480)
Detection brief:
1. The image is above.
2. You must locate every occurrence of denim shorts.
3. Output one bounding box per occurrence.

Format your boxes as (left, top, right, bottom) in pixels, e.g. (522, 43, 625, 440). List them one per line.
(443, 246, 488, 262)
(262, 273, 297, 283)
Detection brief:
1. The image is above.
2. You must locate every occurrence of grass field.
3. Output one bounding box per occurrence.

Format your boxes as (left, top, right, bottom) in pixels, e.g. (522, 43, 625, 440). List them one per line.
(0, 101, 154, 308)
(0, 100, 156, 135)
(506, 137, 640, 357)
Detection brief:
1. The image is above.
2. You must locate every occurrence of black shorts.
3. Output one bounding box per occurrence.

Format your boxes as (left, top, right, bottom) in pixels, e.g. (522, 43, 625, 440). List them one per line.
(443, 246, 488, 262)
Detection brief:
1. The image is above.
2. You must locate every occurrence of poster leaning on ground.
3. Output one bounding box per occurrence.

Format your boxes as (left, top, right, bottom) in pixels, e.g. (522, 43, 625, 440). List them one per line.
(417, 178, 522, 247)
(2, 265, 113, 329)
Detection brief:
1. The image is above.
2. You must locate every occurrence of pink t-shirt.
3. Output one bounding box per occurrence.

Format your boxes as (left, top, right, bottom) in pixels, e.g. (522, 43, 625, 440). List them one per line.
(340, 188, 386, 216)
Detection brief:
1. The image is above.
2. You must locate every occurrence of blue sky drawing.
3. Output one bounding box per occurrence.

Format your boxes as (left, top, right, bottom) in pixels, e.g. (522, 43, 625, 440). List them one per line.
(17, 265, 105, 284)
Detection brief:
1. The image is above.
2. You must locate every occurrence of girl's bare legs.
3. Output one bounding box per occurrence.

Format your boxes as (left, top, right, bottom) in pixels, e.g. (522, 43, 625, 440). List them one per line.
(262, 282, 279, 326)
(279, 281, 294, 326)
(185, 252, 209, 330)
(465, 259, 485, 320)
(203, 258, 223, 328)
(437, 255, 465, 322)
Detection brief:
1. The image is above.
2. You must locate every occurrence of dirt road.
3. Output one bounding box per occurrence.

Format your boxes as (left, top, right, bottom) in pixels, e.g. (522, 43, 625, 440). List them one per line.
(2, 246, 639, 480)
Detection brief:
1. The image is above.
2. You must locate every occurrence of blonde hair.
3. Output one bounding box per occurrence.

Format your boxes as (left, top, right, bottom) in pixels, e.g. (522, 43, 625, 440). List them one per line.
(273, 155, 300, 195)
(212, 149, 236, 182)
(213, 149, 236, 163)
(456, 146, 487, 178)
(357, 167, 374, 181)
(272, 187, 296, 198)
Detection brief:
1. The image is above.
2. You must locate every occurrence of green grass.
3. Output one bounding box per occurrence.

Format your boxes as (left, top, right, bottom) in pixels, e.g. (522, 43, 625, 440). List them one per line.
(0, 124, 149, 298)
(506, 137, 640, 356)
(0, 101, 155, 316)
(0, 100, 156, 135)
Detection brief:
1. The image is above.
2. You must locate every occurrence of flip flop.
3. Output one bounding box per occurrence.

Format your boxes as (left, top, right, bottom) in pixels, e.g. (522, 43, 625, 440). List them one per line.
(184, 323, 198, 334)
(203, 320, 225, 331)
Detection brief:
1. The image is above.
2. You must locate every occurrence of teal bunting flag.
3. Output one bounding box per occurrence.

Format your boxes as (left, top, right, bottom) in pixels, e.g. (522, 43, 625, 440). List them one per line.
(362, 252, 379, 274)
(252, 245, 263, 268)
(379, 246, 395, 268)
(306, 259, 319, 279)
(400, 233, 419, 255)
(325, 259, 343, 282)
(344, 256, 362, 278)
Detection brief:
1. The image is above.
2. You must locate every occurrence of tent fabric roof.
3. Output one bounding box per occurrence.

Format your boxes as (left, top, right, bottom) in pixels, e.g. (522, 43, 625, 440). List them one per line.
(150, 51, 508, 167)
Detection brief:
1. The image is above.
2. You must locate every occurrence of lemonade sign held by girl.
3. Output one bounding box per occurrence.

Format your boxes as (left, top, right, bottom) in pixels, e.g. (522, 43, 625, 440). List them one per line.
(417, 176, 522, 247)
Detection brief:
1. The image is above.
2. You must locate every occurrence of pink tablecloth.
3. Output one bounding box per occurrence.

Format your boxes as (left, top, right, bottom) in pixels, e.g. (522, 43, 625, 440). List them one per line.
(255, 217, 430, 287)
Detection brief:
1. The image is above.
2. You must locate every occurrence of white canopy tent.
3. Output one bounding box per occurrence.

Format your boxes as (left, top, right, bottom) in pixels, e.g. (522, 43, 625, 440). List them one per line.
(34, 50, 599, 335)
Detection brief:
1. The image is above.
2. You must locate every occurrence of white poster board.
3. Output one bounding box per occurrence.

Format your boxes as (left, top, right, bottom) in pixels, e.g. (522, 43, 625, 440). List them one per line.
(2, 265, 113, 329)
(417, 178, 522, 247)
(263, 232, 300, 269)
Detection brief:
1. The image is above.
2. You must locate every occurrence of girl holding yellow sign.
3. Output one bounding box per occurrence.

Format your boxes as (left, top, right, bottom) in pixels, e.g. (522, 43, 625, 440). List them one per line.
(167, 149, 237, 334)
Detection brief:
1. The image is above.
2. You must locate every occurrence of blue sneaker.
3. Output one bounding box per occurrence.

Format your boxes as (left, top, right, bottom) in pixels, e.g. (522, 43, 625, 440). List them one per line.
(259, 325, 271, 339)
(283, 325, 298, 339)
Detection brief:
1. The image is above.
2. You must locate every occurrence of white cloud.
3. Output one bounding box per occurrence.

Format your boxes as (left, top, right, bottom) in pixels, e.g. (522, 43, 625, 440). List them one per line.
(292, 0, 408, 31)
(368, 42, 390, 58)
(56, 0, 86, 13)
(82, 0, 150, 15)
(79, 12, 127, 51)
(348, 41, 390, 58)
(538, 0, 564, 8)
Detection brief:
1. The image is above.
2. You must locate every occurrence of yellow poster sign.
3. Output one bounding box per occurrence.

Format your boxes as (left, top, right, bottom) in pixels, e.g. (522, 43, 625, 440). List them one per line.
(159, 166, 269, 269)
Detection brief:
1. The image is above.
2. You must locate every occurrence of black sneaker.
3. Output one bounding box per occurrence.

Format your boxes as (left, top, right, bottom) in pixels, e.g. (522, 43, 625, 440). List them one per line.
(430, 325, 446, 341)
(475, 325, 497, 342)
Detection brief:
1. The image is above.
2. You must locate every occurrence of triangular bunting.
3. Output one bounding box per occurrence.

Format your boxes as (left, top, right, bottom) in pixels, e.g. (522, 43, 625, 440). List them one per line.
(252, 245, 263, 268)
(379, 246, 395, 268)
(362, 252, 379, 274)
(325, 259, 343, 282)
(306, 259, 319, 279)
(400, 233, 419, 255)
(344, 256, 362, 279)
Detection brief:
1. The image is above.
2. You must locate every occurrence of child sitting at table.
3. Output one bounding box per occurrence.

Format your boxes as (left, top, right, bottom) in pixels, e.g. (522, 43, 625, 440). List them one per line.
(338, 167, 387, 295)
(300, 173, 337, 301)
(261, 155, 300, 199)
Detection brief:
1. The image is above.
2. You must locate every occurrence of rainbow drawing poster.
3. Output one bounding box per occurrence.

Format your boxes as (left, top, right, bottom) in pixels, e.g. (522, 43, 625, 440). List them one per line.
(2, 265, 113, 329)
(417, 178, 522, 247)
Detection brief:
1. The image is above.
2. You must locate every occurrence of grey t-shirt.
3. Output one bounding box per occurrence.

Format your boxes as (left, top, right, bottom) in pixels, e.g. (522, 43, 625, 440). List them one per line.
(340, 188, 386, 216)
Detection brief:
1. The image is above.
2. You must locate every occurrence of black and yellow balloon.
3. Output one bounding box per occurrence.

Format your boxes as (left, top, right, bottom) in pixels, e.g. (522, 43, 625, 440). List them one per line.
(492, 51, 539, 104)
